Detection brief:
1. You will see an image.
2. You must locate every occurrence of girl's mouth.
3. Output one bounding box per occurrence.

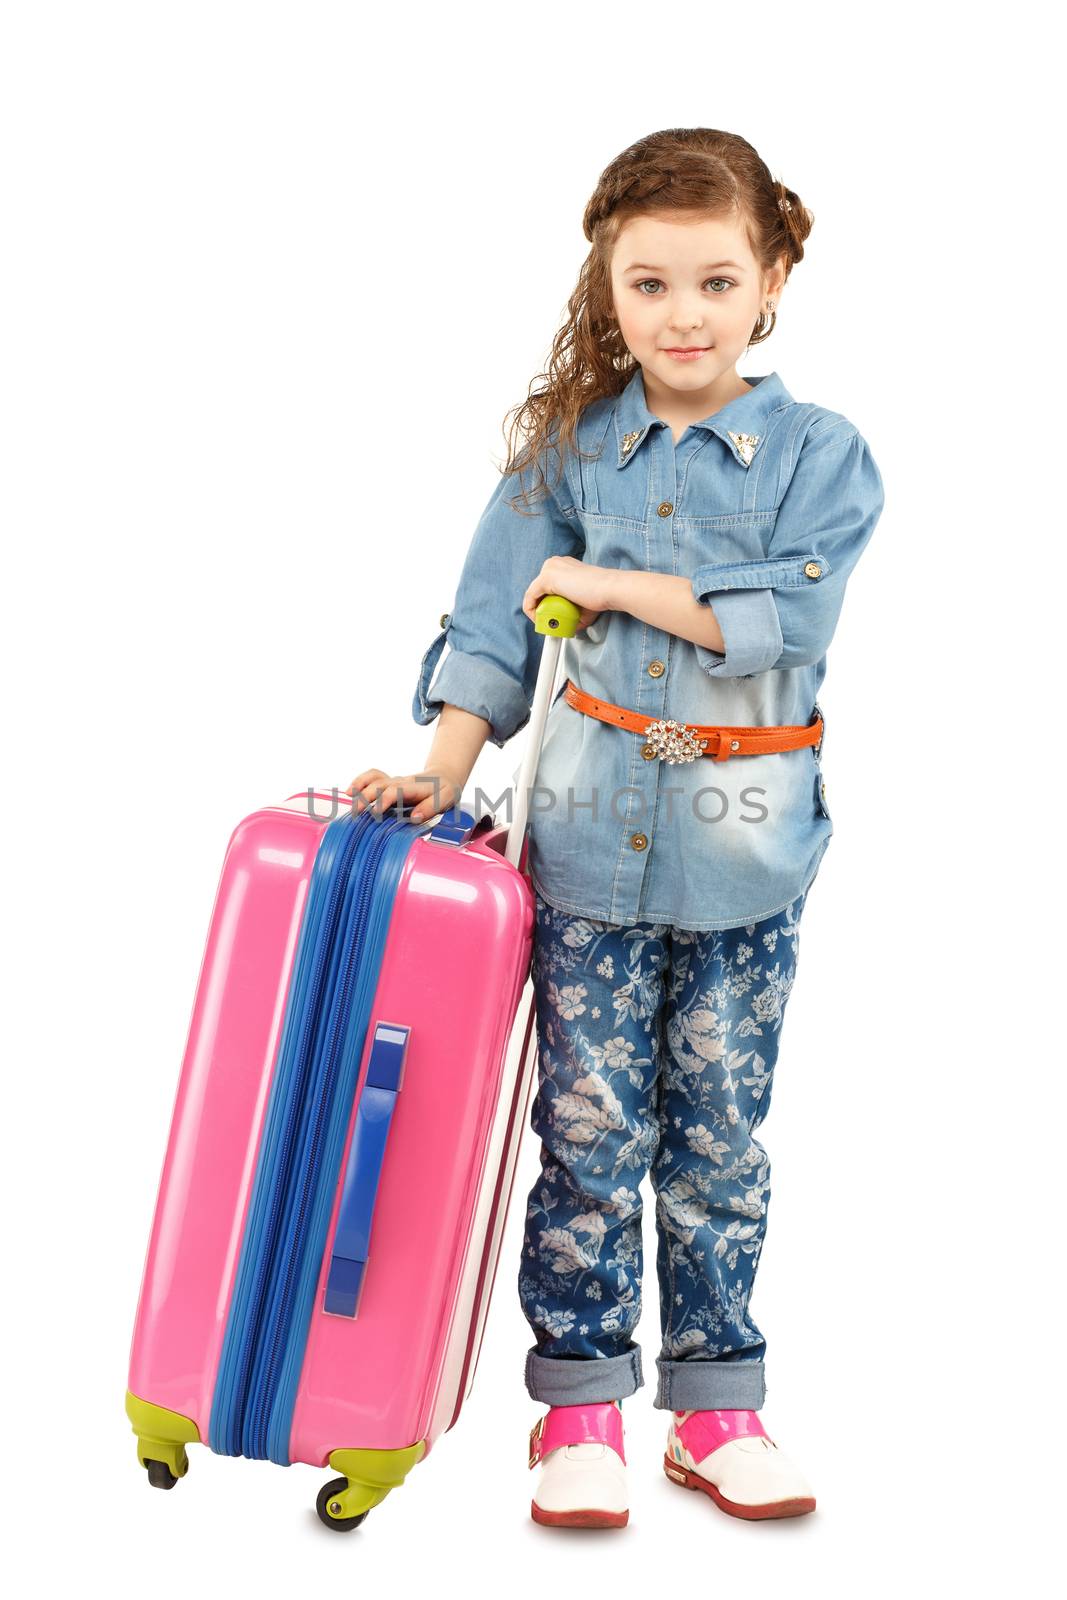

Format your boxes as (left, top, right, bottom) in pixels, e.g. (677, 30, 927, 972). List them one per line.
(663, 347, 710, 361)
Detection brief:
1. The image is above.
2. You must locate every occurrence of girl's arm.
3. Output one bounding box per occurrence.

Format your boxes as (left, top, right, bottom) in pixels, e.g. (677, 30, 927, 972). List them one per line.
(522, 555, 725, 653)
(607, 429, 885, 678)
(346, 703, 491, 824)
(691, 427, 885, 678)
(414, 461, 585, 751)
(423, 702, 492, 795)
(606, 570, 726, 653)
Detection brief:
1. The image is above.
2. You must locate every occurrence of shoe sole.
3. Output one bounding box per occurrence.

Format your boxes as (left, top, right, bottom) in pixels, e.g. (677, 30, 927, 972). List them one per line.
(662, 1454, 816, 1520)
(531, 1500, 629, 1529)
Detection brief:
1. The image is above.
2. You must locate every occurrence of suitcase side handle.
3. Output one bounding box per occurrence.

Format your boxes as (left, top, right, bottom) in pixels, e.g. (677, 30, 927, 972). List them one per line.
(322, 1021, 411, 1319)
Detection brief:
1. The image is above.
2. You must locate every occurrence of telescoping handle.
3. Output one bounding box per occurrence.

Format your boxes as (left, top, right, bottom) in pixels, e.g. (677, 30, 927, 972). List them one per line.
(321, 599, 579, 1318)
(503, 594, 582, 870)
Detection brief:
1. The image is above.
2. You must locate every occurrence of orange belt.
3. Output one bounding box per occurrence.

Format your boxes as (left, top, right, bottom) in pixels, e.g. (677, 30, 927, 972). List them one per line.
(562, 679, 823, 764)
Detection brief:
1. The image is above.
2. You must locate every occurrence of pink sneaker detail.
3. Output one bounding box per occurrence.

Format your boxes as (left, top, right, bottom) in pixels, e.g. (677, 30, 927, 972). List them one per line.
(528, 1401, 626, 1468)
(673, 1408, 767, 1464)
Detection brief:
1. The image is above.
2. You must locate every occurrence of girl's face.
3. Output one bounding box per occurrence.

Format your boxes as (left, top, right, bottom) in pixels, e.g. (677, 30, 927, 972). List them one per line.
(609, 212, 786, 405)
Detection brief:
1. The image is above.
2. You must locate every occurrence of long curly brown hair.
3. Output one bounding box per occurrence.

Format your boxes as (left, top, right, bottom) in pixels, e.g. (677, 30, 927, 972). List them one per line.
(502, 127, 813, 512)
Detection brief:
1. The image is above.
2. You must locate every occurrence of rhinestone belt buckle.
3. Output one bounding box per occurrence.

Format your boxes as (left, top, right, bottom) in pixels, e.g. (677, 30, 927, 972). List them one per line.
(642, 717, 709, 764)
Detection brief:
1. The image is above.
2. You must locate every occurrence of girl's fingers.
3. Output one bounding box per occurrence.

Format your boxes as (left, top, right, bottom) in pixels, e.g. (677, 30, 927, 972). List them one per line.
(350, 776, 398, 806)
(355, 779, 417, 814)
(410, 790, 450, 824)
(348, 784, 384, 811)
(346, 773, 455, 826)
(365, 784, 396, 811)
(417, 780, 462, 823)
(345, 768, 387, 796)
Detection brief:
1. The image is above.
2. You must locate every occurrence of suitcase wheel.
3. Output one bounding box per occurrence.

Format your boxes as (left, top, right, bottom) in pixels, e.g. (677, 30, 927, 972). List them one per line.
(145, 1458, 180, 1491)
(126, 1392, 196, 1489)
(316, 1477, 369, 1532)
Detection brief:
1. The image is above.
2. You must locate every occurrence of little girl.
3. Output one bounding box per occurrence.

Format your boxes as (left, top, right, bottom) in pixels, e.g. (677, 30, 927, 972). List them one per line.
(347, 127, 885, 1528)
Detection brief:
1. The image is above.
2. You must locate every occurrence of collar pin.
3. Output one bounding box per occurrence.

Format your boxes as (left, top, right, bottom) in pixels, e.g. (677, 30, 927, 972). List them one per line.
(727, 430, 761, 467)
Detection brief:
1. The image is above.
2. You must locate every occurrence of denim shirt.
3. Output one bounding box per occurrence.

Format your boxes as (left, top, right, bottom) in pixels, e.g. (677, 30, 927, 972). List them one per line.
(412, 369, 885, 930)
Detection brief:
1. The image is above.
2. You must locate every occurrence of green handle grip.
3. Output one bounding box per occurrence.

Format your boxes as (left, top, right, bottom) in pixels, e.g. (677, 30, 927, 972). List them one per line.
(534, 595, 582, 638)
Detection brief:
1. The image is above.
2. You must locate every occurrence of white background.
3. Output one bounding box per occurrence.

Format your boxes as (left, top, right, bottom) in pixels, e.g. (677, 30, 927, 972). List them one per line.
(3, 2, 1059, 1594)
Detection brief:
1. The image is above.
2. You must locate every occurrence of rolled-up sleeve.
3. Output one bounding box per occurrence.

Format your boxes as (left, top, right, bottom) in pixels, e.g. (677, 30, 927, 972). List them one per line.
(412, 455, 585, 748)
(691, 425, 885, 677)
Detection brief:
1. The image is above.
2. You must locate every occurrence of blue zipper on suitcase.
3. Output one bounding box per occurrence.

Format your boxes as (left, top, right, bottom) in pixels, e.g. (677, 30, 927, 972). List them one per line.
(209, 809, 364, 1458)
(252, 816, 404, 1463)
(245, 812, 388, 1463)
(209, 806, 428, 1463)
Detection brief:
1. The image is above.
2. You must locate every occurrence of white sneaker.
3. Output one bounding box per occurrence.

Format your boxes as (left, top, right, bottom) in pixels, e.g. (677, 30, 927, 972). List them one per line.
(528, 1400, 629, 1528)
(664, 1408, 816, 1520)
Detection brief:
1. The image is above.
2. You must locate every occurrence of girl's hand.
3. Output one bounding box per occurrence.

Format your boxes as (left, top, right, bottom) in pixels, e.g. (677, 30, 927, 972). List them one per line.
(344, 766, 464, 825)
(521, 556, 617, 631)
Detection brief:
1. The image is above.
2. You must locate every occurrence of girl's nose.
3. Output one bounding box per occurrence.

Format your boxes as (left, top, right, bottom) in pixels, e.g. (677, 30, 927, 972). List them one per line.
(667, 307, 704, 331)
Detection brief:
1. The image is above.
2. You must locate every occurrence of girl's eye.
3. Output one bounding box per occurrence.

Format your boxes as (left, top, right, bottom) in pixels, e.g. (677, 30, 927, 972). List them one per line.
(635, 277, 733, 295)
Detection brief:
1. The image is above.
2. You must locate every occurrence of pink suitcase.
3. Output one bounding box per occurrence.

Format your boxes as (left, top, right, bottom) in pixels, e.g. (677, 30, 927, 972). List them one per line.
(125, 597, 578, 1530)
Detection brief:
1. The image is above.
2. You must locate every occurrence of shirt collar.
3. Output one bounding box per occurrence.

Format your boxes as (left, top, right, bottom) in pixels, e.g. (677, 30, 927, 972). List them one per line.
(613, 368, 794, 470)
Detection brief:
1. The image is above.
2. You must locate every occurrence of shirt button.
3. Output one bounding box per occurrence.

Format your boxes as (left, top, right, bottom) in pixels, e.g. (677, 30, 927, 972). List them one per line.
(657, 501, 674, 517)
(648, 660, 665, 677)
(439, 612, 450, 627)
(642, 744, 658, 760)
(804, 561, 822, 579)
(631, 833, 648, 851)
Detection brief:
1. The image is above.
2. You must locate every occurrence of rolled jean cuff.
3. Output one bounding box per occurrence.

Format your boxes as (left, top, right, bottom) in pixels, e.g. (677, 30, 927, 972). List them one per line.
(653, 1357, 766, 1411)
(524, 1343, 644, 1405)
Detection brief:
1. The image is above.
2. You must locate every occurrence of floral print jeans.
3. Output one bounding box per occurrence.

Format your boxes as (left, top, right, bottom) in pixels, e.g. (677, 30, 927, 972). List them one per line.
(518, 886, 808, 1412)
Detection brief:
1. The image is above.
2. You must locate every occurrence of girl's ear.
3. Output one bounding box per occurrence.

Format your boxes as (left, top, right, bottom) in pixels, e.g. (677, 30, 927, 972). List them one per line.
(767, 255, 788, 298)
